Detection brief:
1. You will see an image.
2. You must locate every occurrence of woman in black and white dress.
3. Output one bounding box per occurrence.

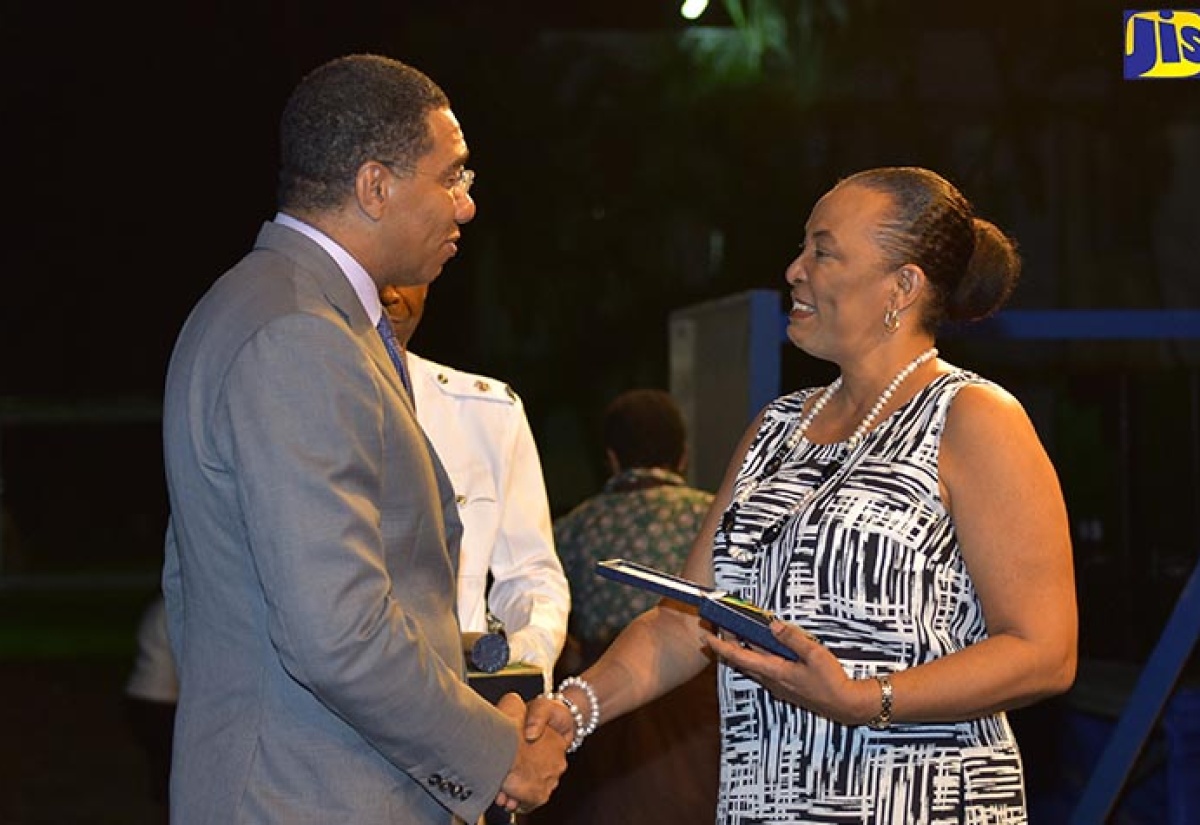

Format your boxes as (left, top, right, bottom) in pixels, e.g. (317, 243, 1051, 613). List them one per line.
(540, 166, 1078, 824)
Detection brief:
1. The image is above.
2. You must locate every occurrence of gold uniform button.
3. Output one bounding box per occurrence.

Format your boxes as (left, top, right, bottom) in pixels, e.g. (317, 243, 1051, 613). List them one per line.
(455, 494, 467, 506)
(474, 379, 490, 392)
(436, 373, 449, 384)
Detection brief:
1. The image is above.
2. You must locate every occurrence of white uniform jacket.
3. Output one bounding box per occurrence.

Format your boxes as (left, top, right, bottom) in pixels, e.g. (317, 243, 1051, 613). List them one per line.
(409, 351, 569, 683)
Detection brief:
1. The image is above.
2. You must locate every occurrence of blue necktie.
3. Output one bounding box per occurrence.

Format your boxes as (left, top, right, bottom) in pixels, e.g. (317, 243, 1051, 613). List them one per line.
(375, 314, 414, 402)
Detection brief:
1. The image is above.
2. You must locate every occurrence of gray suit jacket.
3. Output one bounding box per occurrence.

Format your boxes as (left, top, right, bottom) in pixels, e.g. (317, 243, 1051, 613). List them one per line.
(162, 221, 518, 824)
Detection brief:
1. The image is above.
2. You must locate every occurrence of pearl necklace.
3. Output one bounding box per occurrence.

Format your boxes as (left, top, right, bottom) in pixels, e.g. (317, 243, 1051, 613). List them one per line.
(844, 346, 939, 451)
(719, 346, 938, 559)
(762, 345, 938, 470)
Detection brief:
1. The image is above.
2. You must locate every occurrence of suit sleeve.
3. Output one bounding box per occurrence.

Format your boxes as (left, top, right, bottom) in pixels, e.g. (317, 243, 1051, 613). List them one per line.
(223, 314, 517, 822)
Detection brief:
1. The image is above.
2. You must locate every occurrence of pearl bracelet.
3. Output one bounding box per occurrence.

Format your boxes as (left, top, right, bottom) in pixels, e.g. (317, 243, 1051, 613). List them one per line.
(547, 691, 587, 752)
(557, 675, 600, 738)
(544, 676, 601, 754)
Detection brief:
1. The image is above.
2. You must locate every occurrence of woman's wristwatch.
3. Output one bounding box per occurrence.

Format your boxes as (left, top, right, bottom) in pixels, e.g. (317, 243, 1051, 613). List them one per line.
(867, 673, 893, 730)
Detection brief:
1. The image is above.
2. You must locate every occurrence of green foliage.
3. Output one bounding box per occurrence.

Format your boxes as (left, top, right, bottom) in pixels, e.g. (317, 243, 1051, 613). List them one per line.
(681, 0, 871, 101)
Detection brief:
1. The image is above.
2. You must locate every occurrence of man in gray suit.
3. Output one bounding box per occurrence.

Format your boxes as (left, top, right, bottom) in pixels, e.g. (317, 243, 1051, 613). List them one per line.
(161, 54, 568, 824)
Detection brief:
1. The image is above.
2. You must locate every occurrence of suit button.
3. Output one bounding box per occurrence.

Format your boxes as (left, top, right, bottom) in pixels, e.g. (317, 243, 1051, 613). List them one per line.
(428, 774, 442, 787)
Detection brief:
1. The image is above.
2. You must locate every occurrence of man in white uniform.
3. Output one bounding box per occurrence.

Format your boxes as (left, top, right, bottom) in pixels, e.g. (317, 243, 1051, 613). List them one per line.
(382, 283, 568, 687)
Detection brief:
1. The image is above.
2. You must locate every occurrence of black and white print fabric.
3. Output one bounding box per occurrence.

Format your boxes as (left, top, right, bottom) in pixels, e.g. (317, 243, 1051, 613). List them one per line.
(712, 368, 1027, 824)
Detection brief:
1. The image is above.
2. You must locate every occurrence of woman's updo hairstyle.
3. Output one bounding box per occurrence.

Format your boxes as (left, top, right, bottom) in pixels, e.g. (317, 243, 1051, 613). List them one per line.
(839, 166, 1021, 331)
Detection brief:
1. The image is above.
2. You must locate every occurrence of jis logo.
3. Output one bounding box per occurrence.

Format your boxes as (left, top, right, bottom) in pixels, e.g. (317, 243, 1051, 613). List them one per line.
(1124, 10, 1200, 78)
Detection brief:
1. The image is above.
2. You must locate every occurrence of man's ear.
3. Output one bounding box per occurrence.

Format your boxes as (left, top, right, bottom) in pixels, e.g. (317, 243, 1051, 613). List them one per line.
(354, 161, 392, 220)
(605, 448, 620, 477)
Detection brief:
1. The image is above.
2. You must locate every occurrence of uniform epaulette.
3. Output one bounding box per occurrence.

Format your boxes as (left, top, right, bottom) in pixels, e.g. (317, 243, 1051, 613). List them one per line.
(428, 364, 518, 405)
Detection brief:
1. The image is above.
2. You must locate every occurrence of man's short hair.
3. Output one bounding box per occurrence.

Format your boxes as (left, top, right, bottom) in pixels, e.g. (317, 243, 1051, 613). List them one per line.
(603, 389, 687, 471)
(277, 53, 449, 212)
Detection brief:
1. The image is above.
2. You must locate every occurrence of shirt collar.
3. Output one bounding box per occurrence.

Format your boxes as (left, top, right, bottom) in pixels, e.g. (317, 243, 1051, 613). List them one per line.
(273, 212, 383, 325)
(602, 467, 687, 494)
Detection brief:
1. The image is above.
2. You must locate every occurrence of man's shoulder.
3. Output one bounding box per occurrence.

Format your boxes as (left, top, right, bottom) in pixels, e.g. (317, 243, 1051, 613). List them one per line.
(410, 352, 519, 406)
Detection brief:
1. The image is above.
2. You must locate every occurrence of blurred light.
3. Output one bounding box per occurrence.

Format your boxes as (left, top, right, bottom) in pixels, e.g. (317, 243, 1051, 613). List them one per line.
(680, 0, 709, 21)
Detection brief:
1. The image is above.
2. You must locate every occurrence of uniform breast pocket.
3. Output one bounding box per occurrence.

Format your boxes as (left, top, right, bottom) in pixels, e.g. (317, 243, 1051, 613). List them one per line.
(445, 461, 499, 578)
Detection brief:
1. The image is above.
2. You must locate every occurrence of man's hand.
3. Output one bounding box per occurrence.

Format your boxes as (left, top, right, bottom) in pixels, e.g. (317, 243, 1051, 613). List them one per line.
(493, 693, 570, 813)
(520, 694, 576, 743)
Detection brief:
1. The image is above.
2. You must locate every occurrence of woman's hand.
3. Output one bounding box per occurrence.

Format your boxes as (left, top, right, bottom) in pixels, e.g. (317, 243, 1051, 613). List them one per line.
(701, 621, 874, 725)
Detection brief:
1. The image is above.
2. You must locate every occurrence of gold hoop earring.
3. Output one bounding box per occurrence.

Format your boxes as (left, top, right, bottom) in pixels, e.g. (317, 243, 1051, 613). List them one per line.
(884, 307, 900, 333)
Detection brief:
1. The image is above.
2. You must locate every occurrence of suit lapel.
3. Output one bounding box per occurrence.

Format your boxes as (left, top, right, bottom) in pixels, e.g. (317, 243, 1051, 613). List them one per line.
(253, 222, 414, 412)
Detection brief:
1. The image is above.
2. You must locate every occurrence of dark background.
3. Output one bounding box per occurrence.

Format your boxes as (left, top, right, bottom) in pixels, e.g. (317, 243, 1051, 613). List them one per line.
(2, 1, 1199, 821)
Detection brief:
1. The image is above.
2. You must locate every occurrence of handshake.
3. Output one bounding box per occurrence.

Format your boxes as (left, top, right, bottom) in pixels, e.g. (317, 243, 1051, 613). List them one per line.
(491, 689, 586, 814)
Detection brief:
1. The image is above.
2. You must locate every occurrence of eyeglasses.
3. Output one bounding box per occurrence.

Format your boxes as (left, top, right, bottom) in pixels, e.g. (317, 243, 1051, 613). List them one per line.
(381, 161, 475, 198)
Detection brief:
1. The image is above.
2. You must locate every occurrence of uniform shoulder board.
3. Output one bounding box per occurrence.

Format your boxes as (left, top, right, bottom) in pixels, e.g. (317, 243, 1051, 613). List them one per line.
(430, 364, 518, 405)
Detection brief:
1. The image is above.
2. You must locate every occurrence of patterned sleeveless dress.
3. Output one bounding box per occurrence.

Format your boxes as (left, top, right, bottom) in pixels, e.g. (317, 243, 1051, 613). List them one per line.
(712, 368, 1028, 824)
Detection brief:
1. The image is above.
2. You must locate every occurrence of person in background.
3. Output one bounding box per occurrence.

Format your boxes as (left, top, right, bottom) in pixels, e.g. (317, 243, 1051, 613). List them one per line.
(530, 388, 719, 825)
(160, 53, 566, 824)
(381, 282, 569, 689)
(532, 166, 1078, 823)
(123, 593, 176, 823)
(553, 388, 714, 670)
